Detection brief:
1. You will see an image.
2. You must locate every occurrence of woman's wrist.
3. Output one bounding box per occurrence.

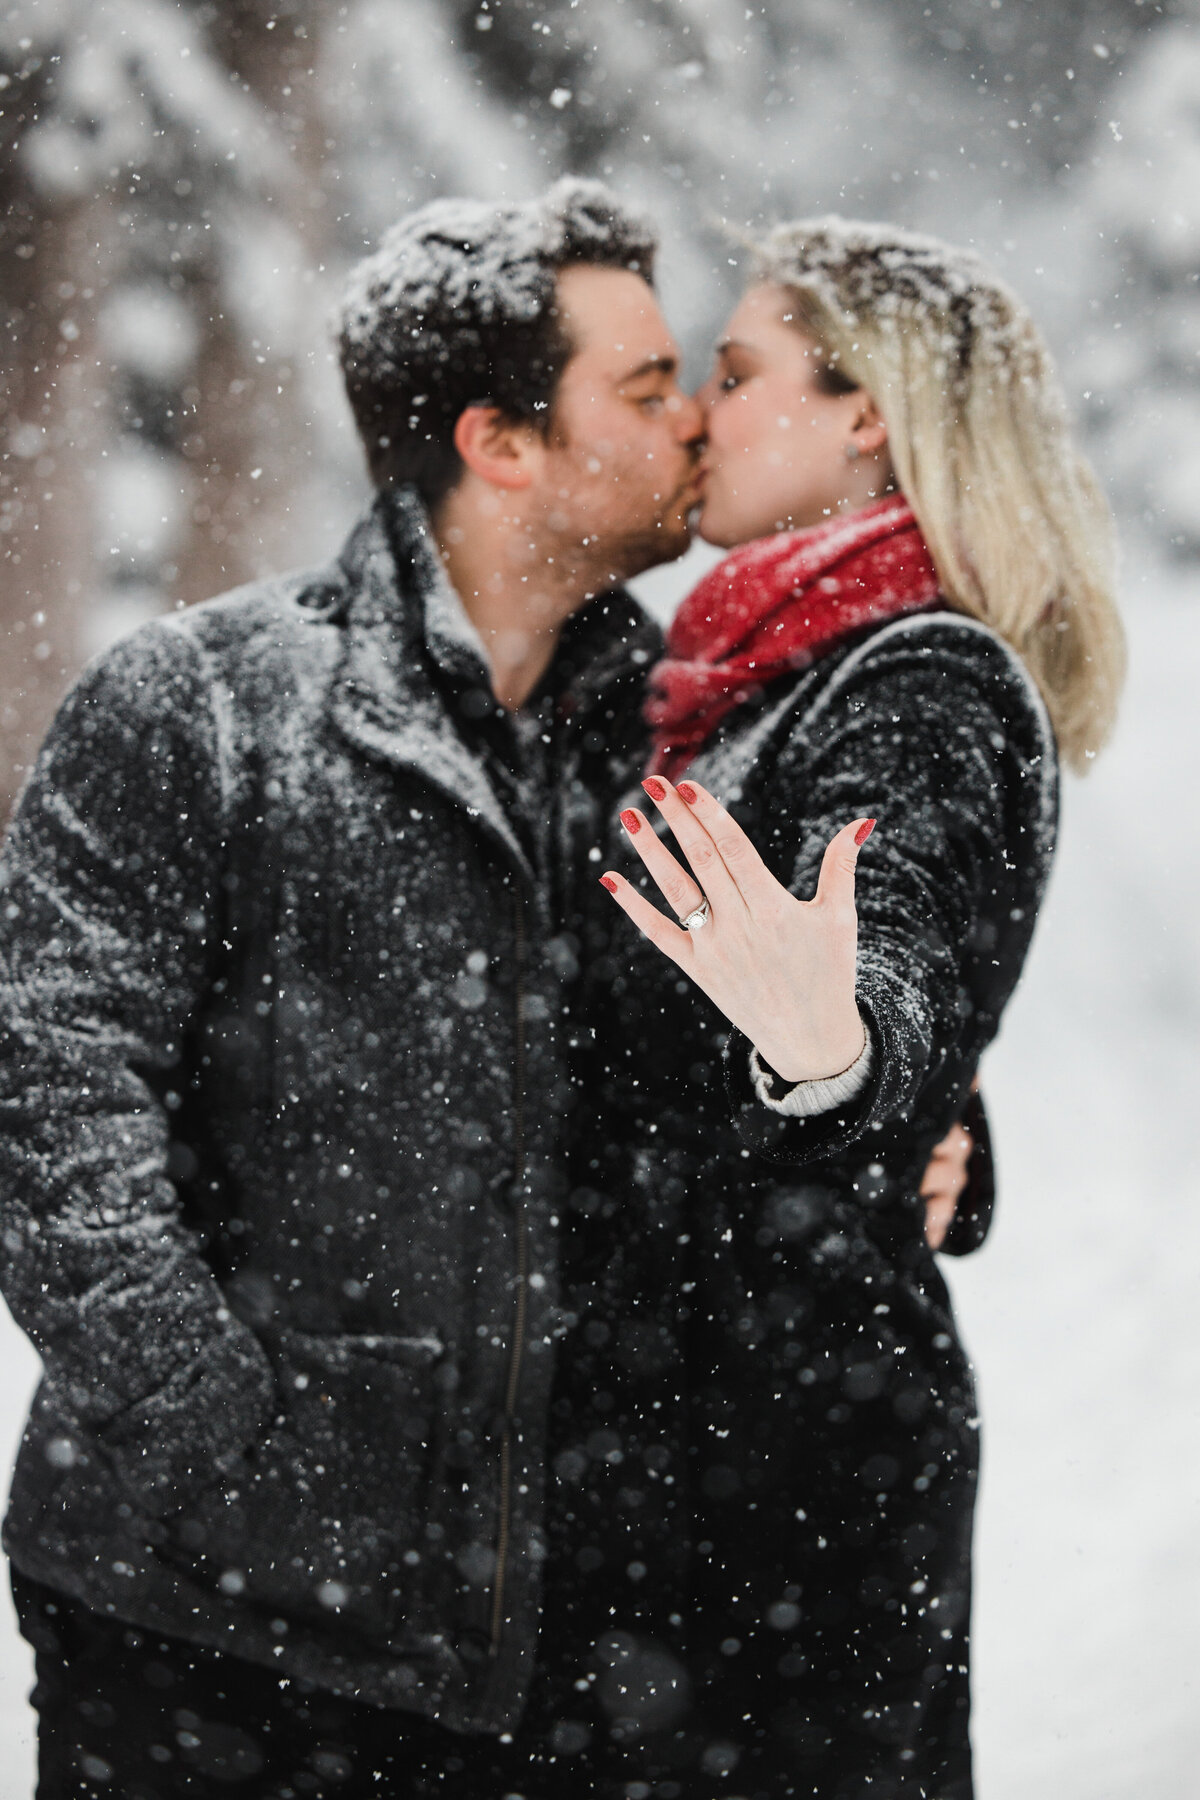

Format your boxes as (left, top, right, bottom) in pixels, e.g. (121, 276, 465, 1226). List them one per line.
(749, 1026, 874, 1119)
(752, 1013, 868, 1087)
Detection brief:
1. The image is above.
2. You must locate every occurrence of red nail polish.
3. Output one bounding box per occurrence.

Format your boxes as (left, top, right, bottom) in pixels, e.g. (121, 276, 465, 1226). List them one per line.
(642, 777, 667, 802)
(599, 875, 618, 894)
(854, 818, 876, 846)
(676, 782, 697, 805)
(620, 808, 642, 835)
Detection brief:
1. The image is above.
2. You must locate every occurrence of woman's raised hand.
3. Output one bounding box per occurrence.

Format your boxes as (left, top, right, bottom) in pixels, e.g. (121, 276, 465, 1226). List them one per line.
(601, 776, 874, 1086)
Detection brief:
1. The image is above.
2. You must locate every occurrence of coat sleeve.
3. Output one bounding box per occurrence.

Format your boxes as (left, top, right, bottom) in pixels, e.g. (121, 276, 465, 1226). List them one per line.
(0, 621, 276, 1515)
(724, 620, 1053, 1165)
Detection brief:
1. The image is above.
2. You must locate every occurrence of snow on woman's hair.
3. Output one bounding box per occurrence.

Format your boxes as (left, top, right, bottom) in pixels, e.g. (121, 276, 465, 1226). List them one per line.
(749, 216, 1125, 769)
(337, 178, 656, 510)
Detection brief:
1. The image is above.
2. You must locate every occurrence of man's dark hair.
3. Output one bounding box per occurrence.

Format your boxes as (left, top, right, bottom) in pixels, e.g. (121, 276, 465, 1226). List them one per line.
(336, 178, 658, 513)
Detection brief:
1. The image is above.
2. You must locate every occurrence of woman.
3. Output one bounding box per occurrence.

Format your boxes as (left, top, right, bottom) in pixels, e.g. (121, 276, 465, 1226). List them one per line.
(596, 219, 1123, 1798)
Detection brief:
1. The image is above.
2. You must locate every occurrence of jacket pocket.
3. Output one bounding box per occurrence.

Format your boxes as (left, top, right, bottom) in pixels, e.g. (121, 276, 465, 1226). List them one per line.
(165, 1328, 445, 1645)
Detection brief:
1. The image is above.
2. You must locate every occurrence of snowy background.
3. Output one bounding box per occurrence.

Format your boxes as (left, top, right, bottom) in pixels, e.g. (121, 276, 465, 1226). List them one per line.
(2, 0, 1199, 1792)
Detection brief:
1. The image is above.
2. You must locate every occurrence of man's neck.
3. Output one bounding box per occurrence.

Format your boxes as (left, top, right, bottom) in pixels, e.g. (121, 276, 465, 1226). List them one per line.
(433, 483, 615, 712)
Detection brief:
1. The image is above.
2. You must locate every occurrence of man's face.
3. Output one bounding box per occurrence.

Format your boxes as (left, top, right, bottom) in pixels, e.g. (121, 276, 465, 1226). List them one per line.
(534, 265, 706, 584)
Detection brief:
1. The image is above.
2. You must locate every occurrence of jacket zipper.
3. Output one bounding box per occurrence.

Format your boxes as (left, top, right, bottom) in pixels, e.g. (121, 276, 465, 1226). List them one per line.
(490, 893, 530, 1655)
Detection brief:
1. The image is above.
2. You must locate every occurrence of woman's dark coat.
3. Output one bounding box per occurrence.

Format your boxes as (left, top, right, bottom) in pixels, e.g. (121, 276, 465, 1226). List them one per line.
(0, 488, 659, 1735)
(580, 610, 1057, 1797)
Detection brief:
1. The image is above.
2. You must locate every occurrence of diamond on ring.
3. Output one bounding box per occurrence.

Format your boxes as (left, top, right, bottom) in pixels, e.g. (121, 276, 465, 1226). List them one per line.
(682, 899, 711, 932)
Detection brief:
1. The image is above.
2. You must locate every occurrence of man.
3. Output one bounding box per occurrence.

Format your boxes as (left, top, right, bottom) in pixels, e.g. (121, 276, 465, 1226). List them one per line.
(0, 178, 703, 1796)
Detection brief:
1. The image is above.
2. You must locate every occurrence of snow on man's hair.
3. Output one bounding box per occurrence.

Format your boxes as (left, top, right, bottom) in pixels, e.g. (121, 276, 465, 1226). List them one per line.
(337, 178, 657, 510)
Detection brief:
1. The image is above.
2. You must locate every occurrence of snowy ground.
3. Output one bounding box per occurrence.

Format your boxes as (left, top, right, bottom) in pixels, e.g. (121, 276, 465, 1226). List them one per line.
(0, 543, 1197, 1796)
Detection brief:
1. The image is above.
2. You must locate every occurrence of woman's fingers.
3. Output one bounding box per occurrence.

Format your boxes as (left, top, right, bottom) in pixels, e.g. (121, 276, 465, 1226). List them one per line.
(813, 816, 876, 910)
(602, 795, 873, 1084)
(599, 870, 693, 965)
(657, 778, 777, 900)
(639, 778, 748, 914)
(618, 806, 707, 922)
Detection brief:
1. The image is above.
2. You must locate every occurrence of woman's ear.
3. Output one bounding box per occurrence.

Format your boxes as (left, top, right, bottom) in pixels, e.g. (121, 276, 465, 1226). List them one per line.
(847, 393, 889, 459)
(452, 405, 537, 491)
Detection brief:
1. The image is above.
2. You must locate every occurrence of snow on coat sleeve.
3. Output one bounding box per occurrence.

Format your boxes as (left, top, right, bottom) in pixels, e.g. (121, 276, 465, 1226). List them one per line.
(0, 620, 276, 1515)
(724, 619, 1055, 1165)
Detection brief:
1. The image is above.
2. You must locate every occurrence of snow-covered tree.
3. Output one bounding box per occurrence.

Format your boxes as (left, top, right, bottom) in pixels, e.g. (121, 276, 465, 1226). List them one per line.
(1076, 4, 1200, 550)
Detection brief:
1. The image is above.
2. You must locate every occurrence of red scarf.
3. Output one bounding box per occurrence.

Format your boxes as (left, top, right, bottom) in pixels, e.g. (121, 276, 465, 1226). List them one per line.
(646, 495, 942, 778)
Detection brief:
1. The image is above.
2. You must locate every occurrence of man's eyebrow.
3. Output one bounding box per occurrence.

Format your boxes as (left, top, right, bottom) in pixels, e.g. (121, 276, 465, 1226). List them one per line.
(616, 352, 678, 384)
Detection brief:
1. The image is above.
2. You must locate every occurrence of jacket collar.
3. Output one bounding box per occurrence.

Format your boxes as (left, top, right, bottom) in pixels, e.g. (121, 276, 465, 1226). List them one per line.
(326, 487, 659, 884)
(328, 488, 533, 882)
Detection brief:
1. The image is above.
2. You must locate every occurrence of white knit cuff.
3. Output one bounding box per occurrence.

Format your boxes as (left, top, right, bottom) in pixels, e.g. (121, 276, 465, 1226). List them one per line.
(749, 1027, 874, 1118)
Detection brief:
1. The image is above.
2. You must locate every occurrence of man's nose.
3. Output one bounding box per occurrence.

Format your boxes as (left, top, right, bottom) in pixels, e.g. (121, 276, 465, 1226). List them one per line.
(674, 388, 706, 445)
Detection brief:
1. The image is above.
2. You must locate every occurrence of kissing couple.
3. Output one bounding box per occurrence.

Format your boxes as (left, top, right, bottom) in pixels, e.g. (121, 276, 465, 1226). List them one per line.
(0, 179, 1122, 1799)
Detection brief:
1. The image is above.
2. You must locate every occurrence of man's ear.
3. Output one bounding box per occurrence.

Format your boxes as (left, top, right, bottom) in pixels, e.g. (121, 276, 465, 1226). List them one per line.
(848, 393, 888, 458)
(452, 406, 538, 491)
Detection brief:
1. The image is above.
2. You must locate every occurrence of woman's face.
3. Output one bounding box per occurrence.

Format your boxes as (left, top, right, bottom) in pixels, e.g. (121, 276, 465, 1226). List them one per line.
(696, 283, 894, 549)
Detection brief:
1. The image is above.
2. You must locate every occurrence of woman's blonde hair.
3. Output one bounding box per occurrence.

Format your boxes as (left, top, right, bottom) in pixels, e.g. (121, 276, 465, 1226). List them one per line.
(749, 218, 1124, 770)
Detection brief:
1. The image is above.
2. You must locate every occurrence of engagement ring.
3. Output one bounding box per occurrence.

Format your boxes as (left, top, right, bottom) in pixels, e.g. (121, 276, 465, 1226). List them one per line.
(681, 898, 711, 932)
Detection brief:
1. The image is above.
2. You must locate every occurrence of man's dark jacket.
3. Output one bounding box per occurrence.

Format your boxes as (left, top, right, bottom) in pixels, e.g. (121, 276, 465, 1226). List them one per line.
(0, 489, 659, 1733)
